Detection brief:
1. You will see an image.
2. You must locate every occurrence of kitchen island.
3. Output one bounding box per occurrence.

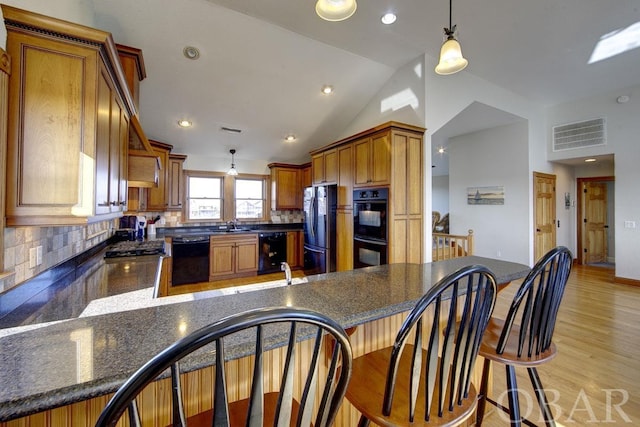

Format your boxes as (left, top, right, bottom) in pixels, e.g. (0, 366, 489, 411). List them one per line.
(0, 256, 529, 425)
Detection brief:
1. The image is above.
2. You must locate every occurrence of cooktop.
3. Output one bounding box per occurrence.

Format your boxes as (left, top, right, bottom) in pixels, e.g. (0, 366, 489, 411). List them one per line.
(104, 240, 165, 258)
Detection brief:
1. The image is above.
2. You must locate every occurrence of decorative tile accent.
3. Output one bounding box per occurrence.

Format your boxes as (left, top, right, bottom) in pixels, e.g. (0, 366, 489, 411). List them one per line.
(0, 219, 116, 294)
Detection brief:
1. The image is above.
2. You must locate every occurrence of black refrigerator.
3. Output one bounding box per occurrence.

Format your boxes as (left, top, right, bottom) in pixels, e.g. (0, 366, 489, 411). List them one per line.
(303, 185, 337, 275)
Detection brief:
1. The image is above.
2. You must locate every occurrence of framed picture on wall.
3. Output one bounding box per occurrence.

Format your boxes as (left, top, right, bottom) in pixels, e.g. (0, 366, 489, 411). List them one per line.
(467, 186, 505, 205)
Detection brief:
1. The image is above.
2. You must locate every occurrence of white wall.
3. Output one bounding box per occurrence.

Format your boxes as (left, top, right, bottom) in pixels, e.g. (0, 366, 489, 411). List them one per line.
(431, 175, 449, 216)
(449, 122, 530, 264)
(546, 84, 640, 280)
(552, 163, 575, 253)
(423, 54, 546, 264)
(339, 55, 426, 138)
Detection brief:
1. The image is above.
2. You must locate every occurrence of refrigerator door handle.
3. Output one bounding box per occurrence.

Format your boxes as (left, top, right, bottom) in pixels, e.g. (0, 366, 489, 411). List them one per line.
(304, 245, 325, 254)
(310, 195, 316, 239)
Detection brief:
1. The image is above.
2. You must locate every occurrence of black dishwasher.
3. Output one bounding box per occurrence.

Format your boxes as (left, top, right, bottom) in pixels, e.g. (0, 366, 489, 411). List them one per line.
(172, 236, 210, 285)
(258, 232, 287, 274)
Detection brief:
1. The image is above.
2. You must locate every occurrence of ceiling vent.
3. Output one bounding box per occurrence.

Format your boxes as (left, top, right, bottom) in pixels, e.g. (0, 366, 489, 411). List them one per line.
(553, 118, 606, 152)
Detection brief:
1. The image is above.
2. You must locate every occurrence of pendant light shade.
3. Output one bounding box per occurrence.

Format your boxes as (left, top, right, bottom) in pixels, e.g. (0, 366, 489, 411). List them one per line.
(227, 149, 238, 176)
(315, 0, 357, 22)
(435, 0, 468, 75)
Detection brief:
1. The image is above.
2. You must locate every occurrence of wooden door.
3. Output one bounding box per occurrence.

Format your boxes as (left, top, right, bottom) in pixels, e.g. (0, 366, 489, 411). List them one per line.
(370, 132, 391, 185)
(272, 167, 299, 210)
(311, 153, 324, 185)
(584, 181, 608, 264)
(147, 144, 170, 211)
(210, 241, 235, 279)
(533, 172, 556, 262)
(353, 137, 371, 186)
(168, 155, 186, 210)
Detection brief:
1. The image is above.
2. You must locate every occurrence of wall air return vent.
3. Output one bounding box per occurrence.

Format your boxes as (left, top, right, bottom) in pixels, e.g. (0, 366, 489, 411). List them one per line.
(553, 118, 606, 152)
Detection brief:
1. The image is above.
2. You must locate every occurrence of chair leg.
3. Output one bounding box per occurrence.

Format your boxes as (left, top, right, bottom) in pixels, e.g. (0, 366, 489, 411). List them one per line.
(357, 415, 371, 427)
(476, 358, 492, 426)
(527, 367, 557, 427)
(506, 365, 522, 427)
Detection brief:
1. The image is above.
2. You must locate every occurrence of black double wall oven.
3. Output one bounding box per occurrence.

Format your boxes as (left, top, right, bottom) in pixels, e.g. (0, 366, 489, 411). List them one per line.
(353, 187, 388, 268)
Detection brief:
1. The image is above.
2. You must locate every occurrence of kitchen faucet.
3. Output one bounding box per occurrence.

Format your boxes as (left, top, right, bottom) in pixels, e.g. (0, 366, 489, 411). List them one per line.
(227, 219, 238, 230)
(281, 262, 292, 286)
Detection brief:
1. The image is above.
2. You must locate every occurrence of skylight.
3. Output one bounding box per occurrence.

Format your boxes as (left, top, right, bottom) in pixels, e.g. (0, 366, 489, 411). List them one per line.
(589, 21, 640, 64)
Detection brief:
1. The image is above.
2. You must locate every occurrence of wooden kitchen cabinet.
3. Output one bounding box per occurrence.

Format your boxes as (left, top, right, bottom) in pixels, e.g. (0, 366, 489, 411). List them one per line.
(269, 163, 302, 210)
(286, 230, 302, 268)
(168, 154, 186, 210)
(138, 141, 186, 212)
(209, 233, 258, 281)
(337, 143, 354, 209)
(3, 5, 136, 225)
(300, 163, 312, 189)
(311, 148, 337, 185)
(311, 121, 425, 267)
(353, 132, 391, 187)
(146, 141, 171, 211)
(95, 64, 129, 216)
(336, 209, 354, 271)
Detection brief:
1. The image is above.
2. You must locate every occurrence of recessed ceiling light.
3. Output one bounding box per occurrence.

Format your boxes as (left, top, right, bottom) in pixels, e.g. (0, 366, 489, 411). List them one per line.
(285, 134, 297, 142)
(585, 158, 597, 163)
(183, 46, 200, 60)
(177, 120, 192, 128)
(381, 12, 396, 25)
(321, 85, 334, 94)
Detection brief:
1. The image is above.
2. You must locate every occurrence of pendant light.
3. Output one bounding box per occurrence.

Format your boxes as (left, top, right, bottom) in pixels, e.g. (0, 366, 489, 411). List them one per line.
(435, 0, 468, 75)
(227, 149, 238, 176)
(315, 0, 357, 22)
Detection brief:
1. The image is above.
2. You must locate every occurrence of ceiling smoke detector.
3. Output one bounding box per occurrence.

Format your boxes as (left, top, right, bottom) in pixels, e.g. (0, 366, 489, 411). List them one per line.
(183, 46, 200, 60)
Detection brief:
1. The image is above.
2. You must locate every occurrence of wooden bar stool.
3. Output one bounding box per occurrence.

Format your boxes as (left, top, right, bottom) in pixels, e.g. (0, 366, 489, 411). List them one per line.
(95, 306, 353, 427)
(345, 264, 498, 426)
(476, 246, 573, 427)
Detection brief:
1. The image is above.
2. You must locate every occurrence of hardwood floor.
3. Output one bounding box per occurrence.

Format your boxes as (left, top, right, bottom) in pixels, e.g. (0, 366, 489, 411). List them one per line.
(480, 264, 640, 426)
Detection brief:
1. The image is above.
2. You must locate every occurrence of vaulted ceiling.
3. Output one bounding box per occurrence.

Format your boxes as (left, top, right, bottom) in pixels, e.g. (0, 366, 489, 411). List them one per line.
(91, 0, 640, 167)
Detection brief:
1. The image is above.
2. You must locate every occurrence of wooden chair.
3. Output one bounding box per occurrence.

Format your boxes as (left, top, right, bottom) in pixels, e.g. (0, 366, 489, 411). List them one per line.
(476, 246, 573, 427)
(432, 211, 441, 232)
(95, 306, 353, 427)
(346, 265, 498, 426)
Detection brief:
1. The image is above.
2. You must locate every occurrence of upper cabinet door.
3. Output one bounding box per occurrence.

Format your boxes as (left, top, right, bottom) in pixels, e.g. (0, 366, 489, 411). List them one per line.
(2, 4, 135, 225)
(353, 133, 390, 187)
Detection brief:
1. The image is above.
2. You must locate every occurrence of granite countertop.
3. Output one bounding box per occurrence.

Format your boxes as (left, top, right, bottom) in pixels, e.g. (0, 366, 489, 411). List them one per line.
(0, 256, 529, 421)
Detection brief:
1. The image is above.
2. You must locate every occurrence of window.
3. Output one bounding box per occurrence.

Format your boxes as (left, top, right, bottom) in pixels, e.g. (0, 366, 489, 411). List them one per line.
(235, 178, 264, 219)
(186, 174, 223, 220)
(184, 171, 268, 222)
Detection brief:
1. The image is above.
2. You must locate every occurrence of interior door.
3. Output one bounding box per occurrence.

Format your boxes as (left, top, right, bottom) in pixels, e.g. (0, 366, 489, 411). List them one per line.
(584, 181, 608, 264)
(533, 172, 557, 262)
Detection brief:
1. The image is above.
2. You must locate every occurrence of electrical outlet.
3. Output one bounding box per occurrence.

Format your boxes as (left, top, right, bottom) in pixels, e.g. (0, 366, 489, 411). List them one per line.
(29, 248, 36, 268)
(624, 221, 636, 229)
(36, 245, 43, 266)
(496, 250, 502, 258)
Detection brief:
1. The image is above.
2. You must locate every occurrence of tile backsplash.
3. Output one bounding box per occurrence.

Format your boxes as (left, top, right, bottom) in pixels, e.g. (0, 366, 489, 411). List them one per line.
(0, 220, 114, 294)
(0, 209, 304, 294)
(137, 209, 304, 227)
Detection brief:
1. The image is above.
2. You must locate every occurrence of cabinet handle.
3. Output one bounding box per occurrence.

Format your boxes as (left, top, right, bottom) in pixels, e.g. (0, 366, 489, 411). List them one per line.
(98, 202, 110, 207)
(110, 201, 118, 206)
